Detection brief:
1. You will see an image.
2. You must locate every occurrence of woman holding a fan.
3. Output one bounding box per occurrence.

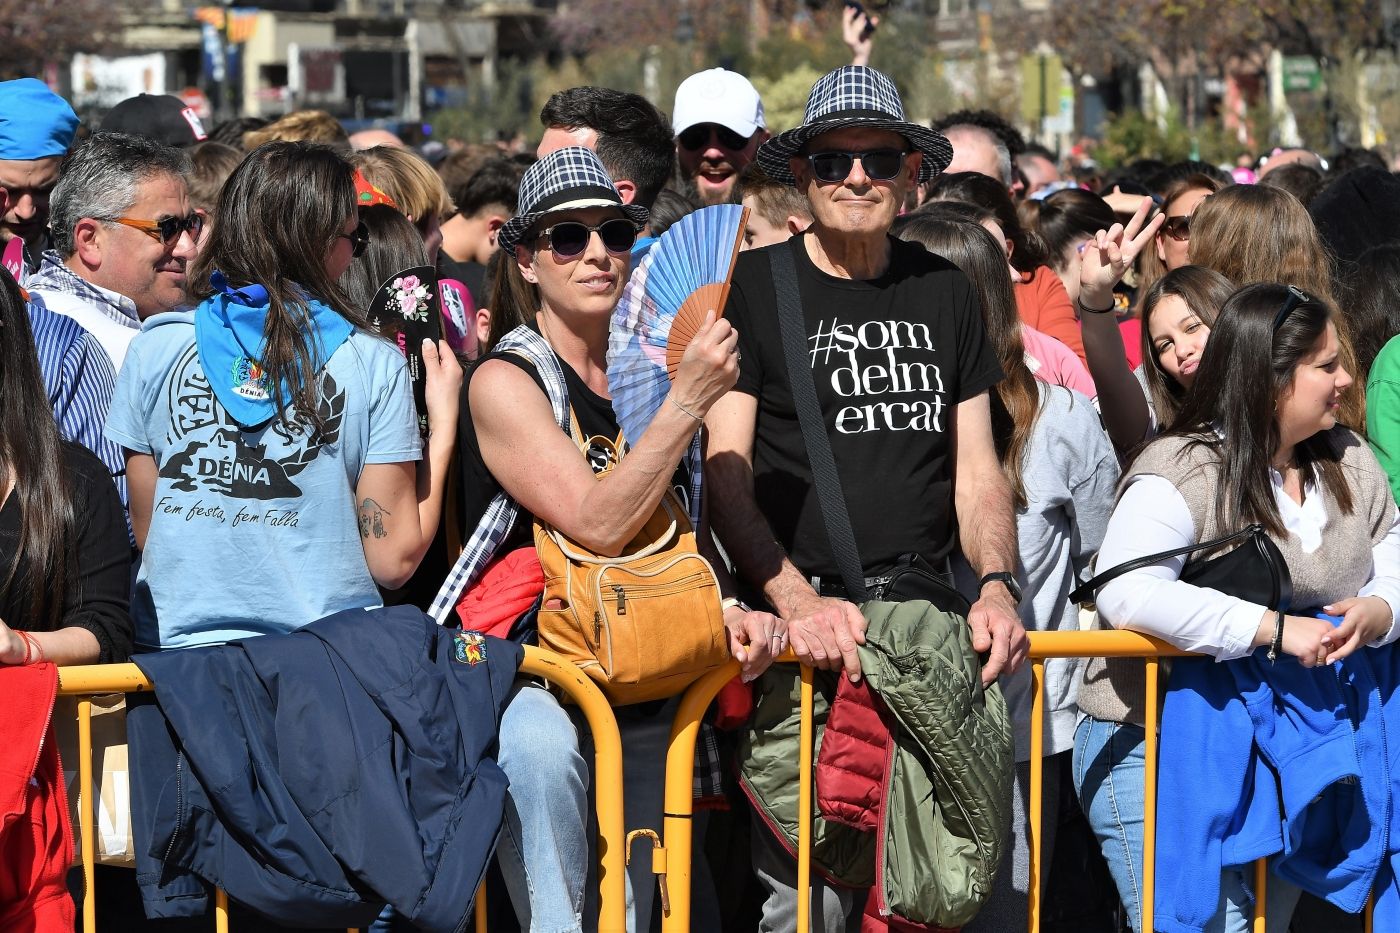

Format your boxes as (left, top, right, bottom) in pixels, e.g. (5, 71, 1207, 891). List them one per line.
(431, 146, 775, 932)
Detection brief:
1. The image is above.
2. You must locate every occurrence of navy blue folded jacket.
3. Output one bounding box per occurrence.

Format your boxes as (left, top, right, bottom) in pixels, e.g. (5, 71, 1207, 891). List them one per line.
(1156, 635, 1400, 933)
(128, 606, 521, 931)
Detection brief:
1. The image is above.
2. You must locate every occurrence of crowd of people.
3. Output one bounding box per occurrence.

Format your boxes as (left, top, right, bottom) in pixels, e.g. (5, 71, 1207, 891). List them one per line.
(5, 10, 1400, 929)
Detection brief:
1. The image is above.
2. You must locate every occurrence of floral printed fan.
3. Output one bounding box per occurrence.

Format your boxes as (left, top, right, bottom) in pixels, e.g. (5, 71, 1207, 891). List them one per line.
(608, 203, 748, 443)
(367, 265, 442, 438)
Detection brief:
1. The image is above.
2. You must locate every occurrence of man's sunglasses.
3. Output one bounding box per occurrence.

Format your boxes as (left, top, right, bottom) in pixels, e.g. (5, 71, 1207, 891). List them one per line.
(677, 123, 751, 152)
(536, 219, 639, 259)
(112, 212, 204, 245)
(1160, 215, 1192, 242)
(805, 148, 908, 183)
(338, 220, 370, 258)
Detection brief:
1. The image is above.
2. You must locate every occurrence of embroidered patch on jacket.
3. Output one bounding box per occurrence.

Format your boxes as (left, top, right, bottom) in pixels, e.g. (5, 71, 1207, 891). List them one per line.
(454, 631, 487, 666)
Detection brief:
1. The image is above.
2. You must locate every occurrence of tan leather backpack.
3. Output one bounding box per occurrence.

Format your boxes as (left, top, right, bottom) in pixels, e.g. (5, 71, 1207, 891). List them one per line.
(533, 418, 730, 705)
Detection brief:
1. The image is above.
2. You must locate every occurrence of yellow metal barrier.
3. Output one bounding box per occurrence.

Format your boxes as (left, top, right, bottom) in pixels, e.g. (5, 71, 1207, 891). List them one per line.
(55, 645, 629, 933)
(657, 631, 1379, 933)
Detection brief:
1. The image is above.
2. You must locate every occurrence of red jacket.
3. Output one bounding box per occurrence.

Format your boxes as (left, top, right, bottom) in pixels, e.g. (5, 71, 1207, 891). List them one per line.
(817, 675, 959, 933)
(0, 663, 75, 933)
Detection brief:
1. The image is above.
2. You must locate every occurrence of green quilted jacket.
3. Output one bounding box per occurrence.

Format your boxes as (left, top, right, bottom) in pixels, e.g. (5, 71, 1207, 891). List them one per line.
(737, 600, 1013, 928)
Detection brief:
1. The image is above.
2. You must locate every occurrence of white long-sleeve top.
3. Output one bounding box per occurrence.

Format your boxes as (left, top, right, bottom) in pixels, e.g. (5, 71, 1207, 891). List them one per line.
(1096, 471, 1400, 659)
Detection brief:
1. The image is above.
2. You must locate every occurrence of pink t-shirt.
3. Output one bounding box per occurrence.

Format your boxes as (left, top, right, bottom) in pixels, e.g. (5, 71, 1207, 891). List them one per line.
(1022, 325, 1097, 401)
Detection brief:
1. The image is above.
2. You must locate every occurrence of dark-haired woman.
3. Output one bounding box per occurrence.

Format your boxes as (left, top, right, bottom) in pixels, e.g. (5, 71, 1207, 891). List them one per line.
(1077, 284, 1400, 931)
(106, 141, 460, 651)
(925, 171, 1087, 365)
(896, 217, 1118, 932)
(1, 273, 132, 667)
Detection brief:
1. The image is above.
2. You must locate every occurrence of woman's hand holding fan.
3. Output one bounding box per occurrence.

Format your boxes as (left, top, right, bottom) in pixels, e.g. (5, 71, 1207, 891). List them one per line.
(608, 203, 749, 442)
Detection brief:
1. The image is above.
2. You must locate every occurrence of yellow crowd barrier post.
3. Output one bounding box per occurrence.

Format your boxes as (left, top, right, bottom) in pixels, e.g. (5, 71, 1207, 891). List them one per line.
(659, 661, 742, 933)
(1027, 659, 1045, 933)
(518, 647, 628, 933)
(1142, 656, 1159, 933)
(1253, 858, 1268, 931)
(797, 663, 815, 933)
(77, 696, 95, 933)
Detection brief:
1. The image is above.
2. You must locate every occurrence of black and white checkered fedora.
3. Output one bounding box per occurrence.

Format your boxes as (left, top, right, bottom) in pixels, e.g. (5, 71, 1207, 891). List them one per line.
(757, 66, 952, 187)
(497, 146, 650, 254)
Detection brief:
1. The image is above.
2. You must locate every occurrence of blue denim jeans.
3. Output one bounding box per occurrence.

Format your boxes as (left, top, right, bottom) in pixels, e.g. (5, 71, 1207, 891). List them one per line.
(494, 682, 719, 933)
(496, 681, 591, 933)
(1072, 716, 1301, 933)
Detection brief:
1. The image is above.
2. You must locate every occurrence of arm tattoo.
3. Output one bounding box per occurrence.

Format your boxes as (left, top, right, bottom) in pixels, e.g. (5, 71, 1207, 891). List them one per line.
(358, 498, 391, 539)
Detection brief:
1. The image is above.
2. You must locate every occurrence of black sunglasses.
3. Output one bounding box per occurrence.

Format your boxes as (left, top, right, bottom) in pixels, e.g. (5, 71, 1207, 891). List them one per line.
(112, 212, 205, 245)
(1272, 285, 1311, 332)
(1161, 215, 1192, 242)
(536, 219, 639, 259)
(805, 148, 908, 183)
(677, 123, 750, 152)
(338, 221, 370, 258)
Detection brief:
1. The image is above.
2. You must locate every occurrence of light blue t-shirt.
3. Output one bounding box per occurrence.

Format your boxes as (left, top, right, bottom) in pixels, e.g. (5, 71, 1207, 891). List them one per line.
(106, 311, 422, 650)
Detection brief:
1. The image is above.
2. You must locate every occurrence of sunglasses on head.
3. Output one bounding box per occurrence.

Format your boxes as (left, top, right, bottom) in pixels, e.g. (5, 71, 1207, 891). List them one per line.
(1161, 215, 1192, 241)
(338, 220, 370, 258)
(677, 123, 751, 152)
(805, 148, 909, 184)
(1272, 285, 1312, 332)
(112, 212, 204, 245)
(535, 218, 639, 259)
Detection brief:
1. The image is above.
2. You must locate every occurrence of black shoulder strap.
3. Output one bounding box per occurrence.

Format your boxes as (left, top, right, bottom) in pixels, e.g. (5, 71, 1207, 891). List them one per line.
(1067, 523, 1264, 604)
(770, 244, 868, 601)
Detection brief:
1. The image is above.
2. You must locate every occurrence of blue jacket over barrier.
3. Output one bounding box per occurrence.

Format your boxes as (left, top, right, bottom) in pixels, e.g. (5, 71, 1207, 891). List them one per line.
(1155, 633, 1400, 933)
(128, 606, 521, 931)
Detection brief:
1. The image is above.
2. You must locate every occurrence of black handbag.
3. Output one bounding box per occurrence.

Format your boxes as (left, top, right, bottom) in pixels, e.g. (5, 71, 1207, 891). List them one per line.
(770, 247, 970, 618)
(1068, 522, 1293, 610)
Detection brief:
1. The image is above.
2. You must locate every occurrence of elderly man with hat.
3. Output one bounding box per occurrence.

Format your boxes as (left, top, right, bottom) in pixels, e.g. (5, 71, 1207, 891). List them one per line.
(672, 67, 768, 206)
(705, 66, 1028, 930)
(0, 78, 80, 284)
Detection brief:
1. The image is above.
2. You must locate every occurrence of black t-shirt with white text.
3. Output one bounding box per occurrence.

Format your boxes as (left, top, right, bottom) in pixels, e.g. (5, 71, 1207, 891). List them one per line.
(724, 232, 1002, 580)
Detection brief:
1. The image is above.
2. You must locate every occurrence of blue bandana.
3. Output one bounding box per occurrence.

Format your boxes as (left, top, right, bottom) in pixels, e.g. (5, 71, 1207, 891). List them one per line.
(194, 271, 354, 429)
(0, 79, 79, 160)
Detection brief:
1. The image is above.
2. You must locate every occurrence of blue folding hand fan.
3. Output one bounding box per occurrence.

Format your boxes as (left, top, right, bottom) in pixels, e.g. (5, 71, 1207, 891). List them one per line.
(608, 203, 749, 442)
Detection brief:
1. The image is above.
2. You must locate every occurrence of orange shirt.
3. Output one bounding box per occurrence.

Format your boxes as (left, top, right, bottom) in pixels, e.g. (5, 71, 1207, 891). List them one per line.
(1014, 266, 1086, 366)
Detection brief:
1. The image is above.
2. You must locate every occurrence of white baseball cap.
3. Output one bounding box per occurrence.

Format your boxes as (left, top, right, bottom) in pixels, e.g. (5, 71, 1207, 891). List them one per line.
(672, 68, 766, 139)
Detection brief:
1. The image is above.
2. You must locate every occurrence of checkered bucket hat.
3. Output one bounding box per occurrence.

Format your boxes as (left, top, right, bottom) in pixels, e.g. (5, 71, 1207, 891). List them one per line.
(497, 146, 649, 254)
(756, 66, 953, 187)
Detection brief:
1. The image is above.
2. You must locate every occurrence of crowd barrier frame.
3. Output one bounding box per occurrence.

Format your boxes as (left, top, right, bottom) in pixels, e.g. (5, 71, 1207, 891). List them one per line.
(55, 645, 629, 933)
(659, 631, 1379, 933)
(50, 631, 1382, 933)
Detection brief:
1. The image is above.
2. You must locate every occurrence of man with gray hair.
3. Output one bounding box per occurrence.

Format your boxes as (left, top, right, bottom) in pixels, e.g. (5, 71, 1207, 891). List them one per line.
(930, 109, 1025, 193)
(27, 132, 197, 370)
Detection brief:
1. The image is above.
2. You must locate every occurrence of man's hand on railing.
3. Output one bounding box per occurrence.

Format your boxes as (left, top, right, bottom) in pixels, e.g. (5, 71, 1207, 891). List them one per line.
(782, 591, 868, 682)
(968, 587, 1028, 685)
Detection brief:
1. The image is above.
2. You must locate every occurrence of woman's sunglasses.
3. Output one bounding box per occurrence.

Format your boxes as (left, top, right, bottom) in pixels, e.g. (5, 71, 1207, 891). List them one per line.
(805, 148, 908, 184)
(1272, 285, 1311, 332)
(1160, 215, 1192, 242)
(536, 219, 639, 259)
(677, 123, 751, 152)
(338, 221, 370, 258)
(112, 212, 204, 245)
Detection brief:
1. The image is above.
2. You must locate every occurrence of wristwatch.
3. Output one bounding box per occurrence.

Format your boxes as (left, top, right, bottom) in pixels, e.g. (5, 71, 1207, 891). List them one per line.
(978, 572, 1022, 606)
